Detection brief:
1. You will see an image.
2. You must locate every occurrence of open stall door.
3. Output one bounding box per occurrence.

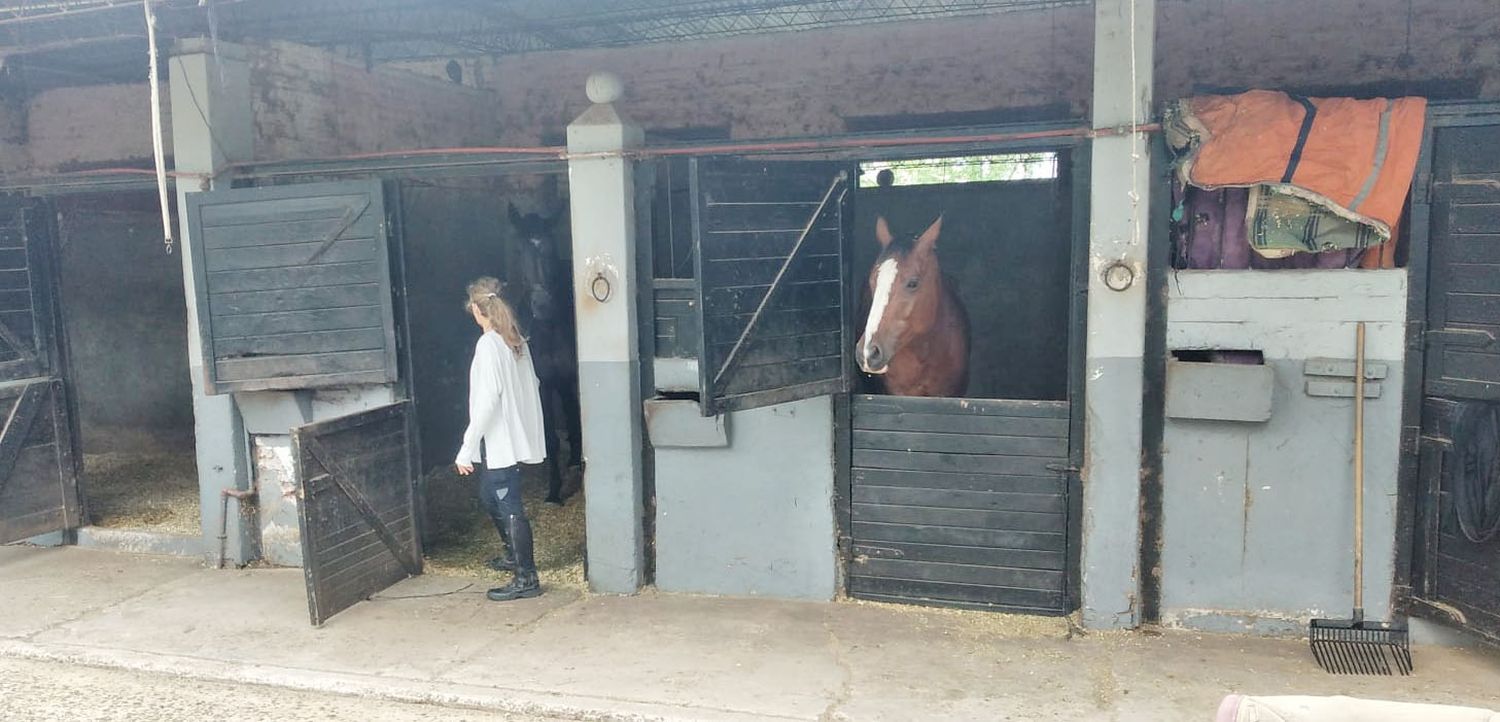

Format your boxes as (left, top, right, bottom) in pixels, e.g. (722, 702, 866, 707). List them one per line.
(1412, 116, 1500, 643)
(293, 402, 420, 626)
(689, 158, 850, 414)
(0, 200, 79, 544)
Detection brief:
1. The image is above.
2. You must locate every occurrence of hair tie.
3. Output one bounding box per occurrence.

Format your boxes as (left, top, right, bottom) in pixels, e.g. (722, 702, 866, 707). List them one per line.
(485, 292, 498, 298)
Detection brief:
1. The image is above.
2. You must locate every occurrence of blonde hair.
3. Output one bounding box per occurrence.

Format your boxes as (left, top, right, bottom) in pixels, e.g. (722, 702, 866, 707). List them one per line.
(466, 277, 526, 356)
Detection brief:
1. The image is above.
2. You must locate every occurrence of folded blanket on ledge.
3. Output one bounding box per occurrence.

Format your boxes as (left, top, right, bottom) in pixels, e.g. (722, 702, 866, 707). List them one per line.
(1166, 90, 1427, 241)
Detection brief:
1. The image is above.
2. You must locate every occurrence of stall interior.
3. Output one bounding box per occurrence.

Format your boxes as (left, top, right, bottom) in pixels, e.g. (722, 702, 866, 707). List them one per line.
(54, 193, 200, 536)
(395, 173, 586, 590)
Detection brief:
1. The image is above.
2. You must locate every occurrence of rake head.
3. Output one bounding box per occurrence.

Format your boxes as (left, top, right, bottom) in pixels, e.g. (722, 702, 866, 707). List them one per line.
(1308, 613, 1413, 676)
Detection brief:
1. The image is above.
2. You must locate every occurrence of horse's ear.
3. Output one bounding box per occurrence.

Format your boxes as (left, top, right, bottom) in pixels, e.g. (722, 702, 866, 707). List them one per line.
(915, 215, 943, 255)
(875, 217, 894, 249)
(507, 202, 523, 228)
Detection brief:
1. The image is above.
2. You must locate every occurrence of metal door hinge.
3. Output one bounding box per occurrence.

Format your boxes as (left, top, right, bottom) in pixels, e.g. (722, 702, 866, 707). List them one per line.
(1426, 328, 1496, 349)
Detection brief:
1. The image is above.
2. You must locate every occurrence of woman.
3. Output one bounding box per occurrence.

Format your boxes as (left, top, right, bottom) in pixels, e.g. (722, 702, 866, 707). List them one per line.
(455, 277, 548, 602)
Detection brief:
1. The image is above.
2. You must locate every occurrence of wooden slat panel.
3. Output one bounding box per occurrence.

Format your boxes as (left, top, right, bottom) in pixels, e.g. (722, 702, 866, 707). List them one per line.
(720, 356, 841, 396)
(212, 306, 383, 338)
(702, 202, 844, 231)
(294, 402, 417, 626)
(853, 502, 1064, 533)
(0, 380, 79, 545)
(703, 306, 840, 339)
(853, 557, 1064, 591)
(854, 411, 1069, 438)
(188, 182, 395, 394)
(1450, 203, 1500, 234)
(204, 237, 380, 273)
(214, 328, 387, 358)
(706, 280, 840, 317)
(853, 429, 1067, 458)
(202, 214, 381, 250)
(700, 228, 840, 260)
(707, 332, 840, 369)
(692, 158, 847, 414)
(853, 448, 1056, 476)
(702, 253, 839, 287)
(853, 395, 1068, 418)
(217, 349, 387, 383)
(200, 193, 368, 227)
(847, 393, 1073, 613)
(207, 262, 382, 294)
(853, 541, 1065, 571)
(847, 576, 1065, 611)
(854, 485, 1066, 514)
(852, 520, 1065, 552)
(853, 468, 1064, 495)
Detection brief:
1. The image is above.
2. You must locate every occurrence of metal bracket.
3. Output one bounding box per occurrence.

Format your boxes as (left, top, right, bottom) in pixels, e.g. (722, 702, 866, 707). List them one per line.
(1426, 327, 1496, 349)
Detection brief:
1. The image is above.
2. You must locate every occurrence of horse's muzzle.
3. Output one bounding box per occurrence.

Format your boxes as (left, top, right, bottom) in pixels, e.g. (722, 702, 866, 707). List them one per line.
(858, 342, 889, 375)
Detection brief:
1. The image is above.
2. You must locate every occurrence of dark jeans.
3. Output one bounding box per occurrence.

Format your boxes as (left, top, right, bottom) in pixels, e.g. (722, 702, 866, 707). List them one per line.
(476, 463, 537, 576)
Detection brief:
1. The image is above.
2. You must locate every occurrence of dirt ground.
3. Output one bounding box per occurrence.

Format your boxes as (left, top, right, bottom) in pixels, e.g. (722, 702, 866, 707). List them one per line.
(420, 463, 586, 592)
(83, 452, 200, 535)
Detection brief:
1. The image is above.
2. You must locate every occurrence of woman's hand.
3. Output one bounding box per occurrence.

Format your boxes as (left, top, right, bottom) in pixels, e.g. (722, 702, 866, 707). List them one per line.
(456, 463, 475, 476)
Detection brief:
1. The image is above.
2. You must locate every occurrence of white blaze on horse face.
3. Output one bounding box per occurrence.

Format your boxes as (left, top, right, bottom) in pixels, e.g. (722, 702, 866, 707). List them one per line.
(861, 258, 900, 373)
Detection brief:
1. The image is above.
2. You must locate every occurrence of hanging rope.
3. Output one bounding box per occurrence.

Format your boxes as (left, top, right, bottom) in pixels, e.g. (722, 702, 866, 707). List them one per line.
(144, 0, 174, 254)
(1450, 400, 1500, 544)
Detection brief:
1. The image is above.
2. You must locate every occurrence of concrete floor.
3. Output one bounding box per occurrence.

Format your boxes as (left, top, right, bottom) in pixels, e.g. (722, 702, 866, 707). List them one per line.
(3, 545, 1499, 721)
(0, 656, 555, 722)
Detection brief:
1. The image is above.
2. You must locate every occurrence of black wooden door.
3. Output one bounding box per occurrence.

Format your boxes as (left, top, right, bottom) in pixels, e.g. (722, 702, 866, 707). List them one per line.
(1413, 120, 1500, 642)
(842, 145, 1086, 614)
(0, 199, 79, 545)
(690, 159, 850, 414)
(293, 402, 420, 626)
(847, 395, 1071, 613)
(183, 181, 399, 395)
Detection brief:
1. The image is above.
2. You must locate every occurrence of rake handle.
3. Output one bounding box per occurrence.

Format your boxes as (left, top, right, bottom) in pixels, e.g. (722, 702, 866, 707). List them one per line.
(1353, 322, 1366, 612)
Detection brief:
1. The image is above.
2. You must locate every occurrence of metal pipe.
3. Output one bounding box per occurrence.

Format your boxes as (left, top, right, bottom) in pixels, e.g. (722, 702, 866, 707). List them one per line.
(217, 487, 255, 570)
(223, 122, 1163, 176)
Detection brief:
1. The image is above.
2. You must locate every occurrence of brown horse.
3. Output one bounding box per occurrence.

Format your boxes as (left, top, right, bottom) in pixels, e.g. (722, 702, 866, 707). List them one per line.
(856, 216, 970, 397)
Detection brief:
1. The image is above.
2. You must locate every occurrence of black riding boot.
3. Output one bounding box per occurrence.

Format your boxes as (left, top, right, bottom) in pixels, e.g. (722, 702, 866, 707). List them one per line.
(487, 513, 541, 601)
(484, 515, 516, 572)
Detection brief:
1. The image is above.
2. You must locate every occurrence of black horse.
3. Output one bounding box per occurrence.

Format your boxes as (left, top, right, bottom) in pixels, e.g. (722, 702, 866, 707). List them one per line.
(508, 202, 583, 505)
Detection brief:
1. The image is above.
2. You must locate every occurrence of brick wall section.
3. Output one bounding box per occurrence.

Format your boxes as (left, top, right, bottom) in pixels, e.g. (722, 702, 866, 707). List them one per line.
(4, 40, 500, 176)
(408, 0, 1499, 143)
(247, 41, 502, 161)
(472, 8, 1093, 143)
(5, 0, 1498, 174)
(22, 84, 170, 175)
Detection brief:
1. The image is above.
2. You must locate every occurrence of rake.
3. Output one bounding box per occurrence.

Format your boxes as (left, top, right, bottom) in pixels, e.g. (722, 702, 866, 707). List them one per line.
(1308, 322, 1413, 675)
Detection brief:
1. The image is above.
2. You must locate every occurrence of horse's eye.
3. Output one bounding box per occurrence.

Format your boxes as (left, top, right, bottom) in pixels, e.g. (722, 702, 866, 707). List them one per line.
(905, 277, 920, 290)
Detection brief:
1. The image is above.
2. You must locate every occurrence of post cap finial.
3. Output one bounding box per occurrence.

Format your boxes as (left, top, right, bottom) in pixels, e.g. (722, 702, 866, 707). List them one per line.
(585, 72, 624, 104)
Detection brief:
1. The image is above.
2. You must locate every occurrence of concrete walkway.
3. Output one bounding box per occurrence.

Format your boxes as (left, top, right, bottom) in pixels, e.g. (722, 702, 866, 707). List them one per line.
(3, 545, 1499, 722)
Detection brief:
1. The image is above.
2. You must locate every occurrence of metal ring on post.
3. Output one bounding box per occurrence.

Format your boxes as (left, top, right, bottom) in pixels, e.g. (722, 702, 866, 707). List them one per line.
(590, 273, 612, 302)
(1103, 261, 1136, 292)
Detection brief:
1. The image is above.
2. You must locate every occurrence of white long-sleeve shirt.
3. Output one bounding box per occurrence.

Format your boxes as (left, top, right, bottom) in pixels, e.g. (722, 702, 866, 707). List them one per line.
(455, 330, 547, 469)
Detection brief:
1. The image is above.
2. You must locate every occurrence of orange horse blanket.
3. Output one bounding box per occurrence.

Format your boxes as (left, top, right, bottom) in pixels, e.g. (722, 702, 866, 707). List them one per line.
(1166, 90, 1427, 240)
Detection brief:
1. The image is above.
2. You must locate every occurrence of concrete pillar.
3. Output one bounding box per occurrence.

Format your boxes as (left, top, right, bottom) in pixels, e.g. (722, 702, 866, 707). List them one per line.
(1081, 0, 1155, 629)
(566, 73, 646, 594)
(168, 39, 257, 565)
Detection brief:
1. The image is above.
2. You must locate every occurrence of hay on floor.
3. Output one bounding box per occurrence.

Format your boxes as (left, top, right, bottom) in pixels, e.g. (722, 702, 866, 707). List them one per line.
(84, 452, 201, 535)
(421, 463, 586, 592)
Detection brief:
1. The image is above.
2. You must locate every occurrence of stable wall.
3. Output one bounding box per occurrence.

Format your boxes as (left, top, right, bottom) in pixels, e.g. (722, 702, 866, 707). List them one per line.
(395, 0, 1500, 145)
(1160, 271, 1407, 634)
(2, 39, 499, 178)
(653, 396, 838, 600)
